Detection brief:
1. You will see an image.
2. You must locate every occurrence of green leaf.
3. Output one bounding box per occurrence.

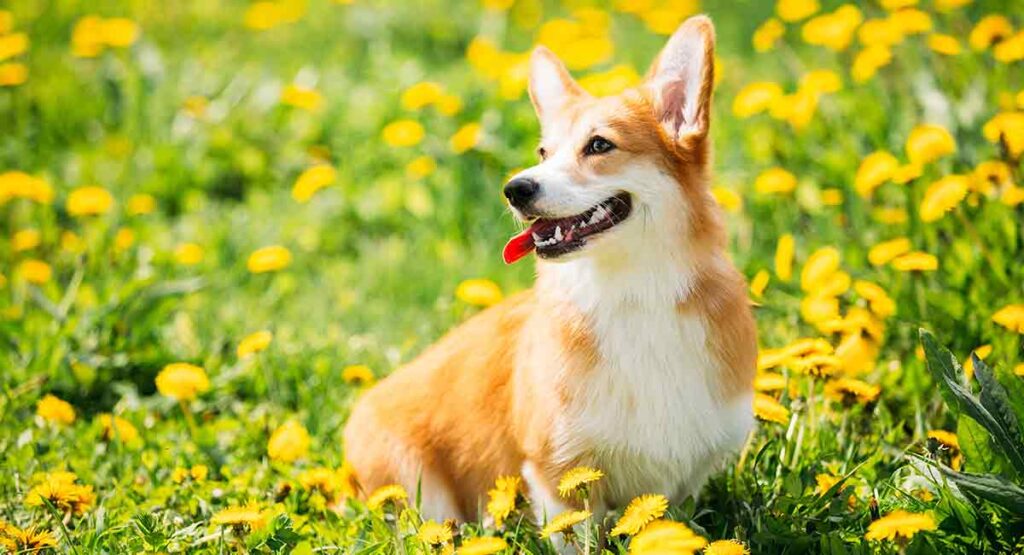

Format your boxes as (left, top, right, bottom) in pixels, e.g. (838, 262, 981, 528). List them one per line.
(996, 364, 1024, 431)
(973, 354, 1024, 475)
(919, 329, 966, 415)
(957, 416, 1003, 474)
(933, 465, 1024, 514)
(920, 329, 1024, 477)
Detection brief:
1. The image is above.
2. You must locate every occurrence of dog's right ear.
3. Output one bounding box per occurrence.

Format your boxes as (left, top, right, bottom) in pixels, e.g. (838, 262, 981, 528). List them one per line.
(528, 46, 585, 125)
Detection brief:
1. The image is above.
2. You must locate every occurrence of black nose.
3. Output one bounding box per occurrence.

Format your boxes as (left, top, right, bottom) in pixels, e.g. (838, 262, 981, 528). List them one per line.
(503, 177, 539, 209)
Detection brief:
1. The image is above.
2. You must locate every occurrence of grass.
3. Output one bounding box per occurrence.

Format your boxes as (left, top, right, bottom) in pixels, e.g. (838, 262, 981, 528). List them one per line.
(1, 0, 1023, 553)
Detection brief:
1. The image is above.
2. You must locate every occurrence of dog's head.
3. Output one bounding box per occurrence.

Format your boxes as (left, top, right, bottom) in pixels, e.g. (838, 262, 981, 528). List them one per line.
(502, 16, 722, 266)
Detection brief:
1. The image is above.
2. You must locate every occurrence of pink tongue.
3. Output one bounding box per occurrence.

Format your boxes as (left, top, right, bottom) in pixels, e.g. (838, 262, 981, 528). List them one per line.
(503, 227, 536, 264)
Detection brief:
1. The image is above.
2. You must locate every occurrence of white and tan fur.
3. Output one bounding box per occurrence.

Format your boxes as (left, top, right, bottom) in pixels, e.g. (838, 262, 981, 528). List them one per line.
(343, 15, 757, 525)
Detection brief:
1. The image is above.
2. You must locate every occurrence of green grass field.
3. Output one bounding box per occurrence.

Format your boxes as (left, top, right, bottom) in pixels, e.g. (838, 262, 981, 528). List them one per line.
(2, 0, 1024, 553)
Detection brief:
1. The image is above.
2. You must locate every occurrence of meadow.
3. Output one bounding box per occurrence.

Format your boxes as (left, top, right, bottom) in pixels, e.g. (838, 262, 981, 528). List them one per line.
(2, 0, 1024, 553)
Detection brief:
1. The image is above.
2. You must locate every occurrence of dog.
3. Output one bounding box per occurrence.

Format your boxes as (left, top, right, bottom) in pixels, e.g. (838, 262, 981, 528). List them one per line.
(343, 15, 757, 524)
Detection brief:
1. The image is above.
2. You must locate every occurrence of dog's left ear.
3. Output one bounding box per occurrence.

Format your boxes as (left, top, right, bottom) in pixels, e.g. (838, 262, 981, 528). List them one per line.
(645, 15, 715, 142)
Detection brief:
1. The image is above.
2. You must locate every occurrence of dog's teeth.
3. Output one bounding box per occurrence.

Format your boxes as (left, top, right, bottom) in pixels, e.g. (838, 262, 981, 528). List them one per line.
(554, 226, 563, 241)
(532, 232, 542, 243)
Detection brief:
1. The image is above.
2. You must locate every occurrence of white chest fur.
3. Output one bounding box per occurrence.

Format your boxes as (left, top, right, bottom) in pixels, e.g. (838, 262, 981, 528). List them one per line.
(540, 255, 754, 508)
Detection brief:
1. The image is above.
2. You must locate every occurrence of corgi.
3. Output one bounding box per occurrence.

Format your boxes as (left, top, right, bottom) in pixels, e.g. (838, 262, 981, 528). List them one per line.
(343, 15, 757, 524)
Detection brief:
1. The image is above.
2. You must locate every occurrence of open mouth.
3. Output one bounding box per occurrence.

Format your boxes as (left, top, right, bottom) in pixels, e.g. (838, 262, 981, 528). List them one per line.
(503, 192, 633, 264)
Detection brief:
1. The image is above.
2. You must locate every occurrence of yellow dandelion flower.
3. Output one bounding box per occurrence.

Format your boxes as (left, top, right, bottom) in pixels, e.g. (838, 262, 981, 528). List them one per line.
(754, 167, 797, 195)
(868, 237, 911, 266)
(854, 151, 899, 198)
(247, 245, 292, 273)
(114, 228, 135, 251)
(824, 378, 881, 404)
(451, 122, 483, 154)
(854, 280, 896, 318)
(749, 270, 770, 299)
(418, 520, 453, 546)
(891, 251, 938, 272)
(851, 46, 892, 83)
(100, 18, 139, 47)
(97, 414, 139, 443)
(865, 511, 936, 541)
(127, 193, 156, 215)
(961, 344, 992, 379)
(25, 473, 94, 515)
(994, 32, 1024, 63)
(37, 394, 76, 426)
(211, 502, 267, 529)
(557, 466, 604, 497)
(457, 536, 508, 555)
(382, 119, 425, 148)
(801, 6, 862, 52)
(66, 185, 114, 216)
(292, 164, 337, 203)
(753, 18, 785, 52)
(155, 362, 209, 401)
(610, 494, 668, 536)
(18, 259, 52, 284)
(704, 539, 750, 555)
(171, 467, 189, 483)
(879, 0, 916, 9)
(753, 393, 790, 424)
(174, 243, 204, 266)
(821, 188, 843, 206)
(541, 509, 590, 538)
(800, 246, 840, 292)
(732, 82, 783, 118)
(367, 484, 407, 510)
(982, 112, 1024, 158)
(437, 93, 463, 115)
(906, 124, 955, 166)
(927, 429, 959, 450)
(402, 81, 444, 110)
(802, 295, 841, 327)
(799, 69, 842, 95)
(237, 330, 273, 358)
(969, 15, 1013, 51)
(406, 155, 437, 179)
(267, 420, 310, 463)
(455, 278, 503, 307)
(858, 18, 904, 48)
(630, 520, 707, 554)
(776, 0, 819, 22)
(872, 207, 909, 224)
(0, 62, 27, 86)
(919, 175, 968, 222)
(754, 372, 786, 392)
(927, 34, 961, 56)
(814, 473, 846, 495)
(3, 526, 57, 551)
(972, 160, 1011, 194)
(280, 84, 323, 112)
(486, 475, 520, 528)
(299, 466, 353, 501)
(774, 234, 795, 282)
(342, 364, 375, 386)
(711, 186, 742, 213)
(992, 304, 1024, 333)
(11, 229, 39, 252)
(0, 32, 28, 61)
(889, 9, 931, 35)
(579, 64, 640, 97)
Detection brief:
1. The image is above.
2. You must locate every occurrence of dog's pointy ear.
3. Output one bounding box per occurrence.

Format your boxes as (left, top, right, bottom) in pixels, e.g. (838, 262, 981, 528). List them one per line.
(528, 46, 586, 126)
(645, 15, 715, 141)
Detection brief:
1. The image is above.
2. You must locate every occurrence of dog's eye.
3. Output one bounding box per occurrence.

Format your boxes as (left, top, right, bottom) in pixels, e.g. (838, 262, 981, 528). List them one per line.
(584, 136, 615, 156)
(537, 147, 547, 160)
